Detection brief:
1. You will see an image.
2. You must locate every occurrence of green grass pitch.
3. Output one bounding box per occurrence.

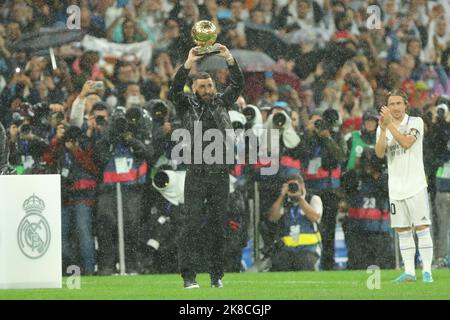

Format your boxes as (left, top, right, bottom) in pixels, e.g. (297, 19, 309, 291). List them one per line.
(1, 269, 450, 300)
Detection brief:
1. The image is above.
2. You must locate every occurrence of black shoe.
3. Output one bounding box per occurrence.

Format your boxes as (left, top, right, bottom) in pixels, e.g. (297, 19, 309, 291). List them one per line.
(96, 267, 116, 276)
(211, 278, 223, 288)
(184, 279, 200, 289)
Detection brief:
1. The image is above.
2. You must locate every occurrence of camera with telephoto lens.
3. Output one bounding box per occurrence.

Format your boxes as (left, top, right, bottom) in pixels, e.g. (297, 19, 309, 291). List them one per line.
(273, 112, 287, 128)
(315, 108, 340, 132)
(436, 104, 448, 119)
(153, 170, 170, 189)
(436, 95, 449, 120)
(17, 102, 54, 128)
(148, 100, 169, 123)
(243, 107, 256, 123)
(110, 106, 129, 138)
(110, 106, 145, 142)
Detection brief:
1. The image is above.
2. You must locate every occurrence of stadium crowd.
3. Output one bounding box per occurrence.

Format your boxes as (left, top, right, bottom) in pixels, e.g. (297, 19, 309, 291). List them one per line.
(0, 0, 449, 275)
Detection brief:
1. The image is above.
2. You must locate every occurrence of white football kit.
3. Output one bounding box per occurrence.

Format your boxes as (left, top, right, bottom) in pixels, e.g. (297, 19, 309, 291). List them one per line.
(376, 115, 431, 228)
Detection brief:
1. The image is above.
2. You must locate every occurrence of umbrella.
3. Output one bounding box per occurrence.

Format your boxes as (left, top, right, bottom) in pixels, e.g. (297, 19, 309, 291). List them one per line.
(199, 49, 276, 72)
(198, 55, 227, 71)
(10, 28, 85, 52)
(244, 22, 292, 61)
(230, 49, 275, 72)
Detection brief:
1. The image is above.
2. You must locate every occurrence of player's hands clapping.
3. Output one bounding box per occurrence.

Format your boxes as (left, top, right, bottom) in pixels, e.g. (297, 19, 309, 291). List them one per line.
(379, 106, 392, 130)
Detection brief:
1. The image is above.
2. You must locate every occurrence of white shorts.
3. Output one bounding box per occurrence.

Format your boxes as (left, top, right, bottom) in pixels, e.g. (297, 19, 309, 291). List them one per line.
(390, 188, 432, 228)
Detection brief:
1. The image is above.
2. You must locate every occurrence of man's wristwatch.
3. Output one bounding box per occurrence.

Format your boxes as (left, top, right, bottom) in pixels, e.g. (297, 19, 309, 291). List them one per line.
(225, 56, 234, 65)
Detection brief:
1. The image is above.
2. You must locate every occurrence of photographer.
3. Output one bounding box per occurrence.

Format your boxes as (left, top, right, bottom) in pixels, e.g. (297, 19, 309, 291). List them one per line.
(9, 121, 49, 174)
(267, 174, 322, 271)
(82, 102, 110, 149)
(70, 80, 103, 129)
(345, 109, 379, 171)
(146, 99, 179, 161)
(298, 108, 346, 270)
(94, 106, 154, 275)
(430, 101, 450, 268)
(341, 148, 394, 270)
(44, 126, 98, 275)
(259, 102, 303, 231)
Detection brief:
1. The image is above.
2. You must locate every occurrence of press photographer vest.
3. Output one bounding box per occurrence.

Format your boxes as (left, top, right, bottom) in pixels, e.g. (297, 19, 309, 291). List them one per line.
(280, 200, 321, 253)
(346, 177, 390, 233)
(302, 145, 341, 191)
(102, 143, 147, 187)
(60, 150, 97, 203)
(346, 131, 371, 171)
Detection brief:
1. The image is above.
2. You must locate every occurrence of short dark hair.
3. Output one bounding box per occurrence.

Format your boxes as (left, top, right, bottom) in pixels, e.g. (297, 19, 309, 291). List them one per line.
(191, 72, 212, 83)
(386, 89, 409, 106)
(91, 101, 109, 115)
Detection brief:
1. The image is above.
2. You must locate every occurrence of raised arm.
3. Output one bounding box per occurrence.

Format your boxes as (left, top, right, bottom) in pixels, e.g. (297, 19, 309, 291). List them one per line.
(375, 107, 389, 158)
(215, 45, 244, 108)
(168, 47, 202, 109)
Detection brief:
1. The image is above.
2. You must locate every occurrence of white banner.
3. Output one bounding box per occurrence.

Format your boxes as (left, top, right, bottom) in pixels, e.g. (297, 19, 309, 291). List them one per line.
(0, 175, 62, 289)
(81, 35, 153, 66)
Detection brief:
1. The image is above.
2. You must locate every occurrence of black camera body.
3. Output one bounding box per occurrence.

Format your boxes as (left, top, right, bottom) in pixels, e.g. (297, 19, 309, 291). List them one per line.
(146, 99, 169, 123)
(315, 108, 340, 132)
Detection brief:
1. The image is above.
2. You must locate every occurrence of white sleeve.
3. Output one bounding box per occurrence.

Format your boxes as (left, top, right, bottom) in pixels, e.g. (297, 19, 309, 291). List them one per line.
(70, 96, 86, 128)
(310, 195, 323, 223)
(407, 117, 423, 140)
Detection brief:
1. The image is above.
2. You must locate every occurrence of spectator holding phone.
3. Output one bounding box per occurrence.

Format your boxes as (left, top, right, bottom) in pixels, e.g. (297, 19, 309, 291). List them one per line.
(266, 174, 323, 271)
(70, 80, 104, 129)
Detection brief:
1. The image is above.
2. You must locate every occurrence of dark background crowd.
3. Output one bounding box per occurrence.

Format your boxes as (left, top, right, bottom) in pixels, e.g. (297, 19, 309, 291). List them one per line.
(0, 0, 449, 275)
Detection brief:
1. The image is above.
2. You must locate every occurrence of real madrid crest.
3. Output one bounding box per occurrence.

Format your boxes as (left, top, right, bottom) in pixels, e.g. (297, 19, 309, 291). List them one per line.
(17, 194, 51, 259)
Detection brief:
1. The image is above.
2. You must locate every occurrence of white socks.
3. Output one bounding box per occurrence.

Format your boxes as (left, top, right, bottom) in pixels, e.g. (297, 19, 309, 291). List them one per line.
(416, 228, 433, 274)
(398, 231, 416, 276)
(398, 229, 434, 275)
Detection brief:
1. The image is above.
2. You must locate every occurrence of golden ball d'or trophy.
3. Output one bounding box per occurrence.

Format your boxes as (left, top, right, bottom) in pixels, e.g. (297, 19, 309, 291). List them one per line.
(191, 20, 222, 56)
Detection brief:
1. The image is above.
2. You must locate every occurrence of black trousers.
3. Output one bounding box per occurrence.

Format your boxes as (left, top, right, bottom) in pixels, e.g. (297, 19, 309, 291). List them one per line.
(314, 190, 340, 270)
(178, 168, 229, 280)
(271, 249, 319, 271)
(96, 186, 144, 272)
(342, 226, 395, 270)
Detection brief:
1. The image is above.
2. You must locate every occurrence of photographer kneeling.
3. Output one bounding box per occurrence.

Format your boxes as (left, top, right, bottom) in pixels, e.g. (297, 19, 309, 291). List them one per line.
(267, 174, 323, 271)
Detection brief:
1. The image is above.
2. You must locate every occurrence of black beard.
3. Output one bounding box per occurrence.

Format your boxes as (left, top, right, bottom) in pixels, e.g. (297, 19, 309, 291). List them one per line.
(197, 93, 214, 102)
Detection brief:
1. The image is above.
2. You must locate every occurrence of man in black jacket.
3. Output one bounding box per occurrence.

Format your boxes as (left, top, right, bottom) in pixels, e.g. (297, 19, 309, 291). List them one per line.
(168, 44, 244, 288)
